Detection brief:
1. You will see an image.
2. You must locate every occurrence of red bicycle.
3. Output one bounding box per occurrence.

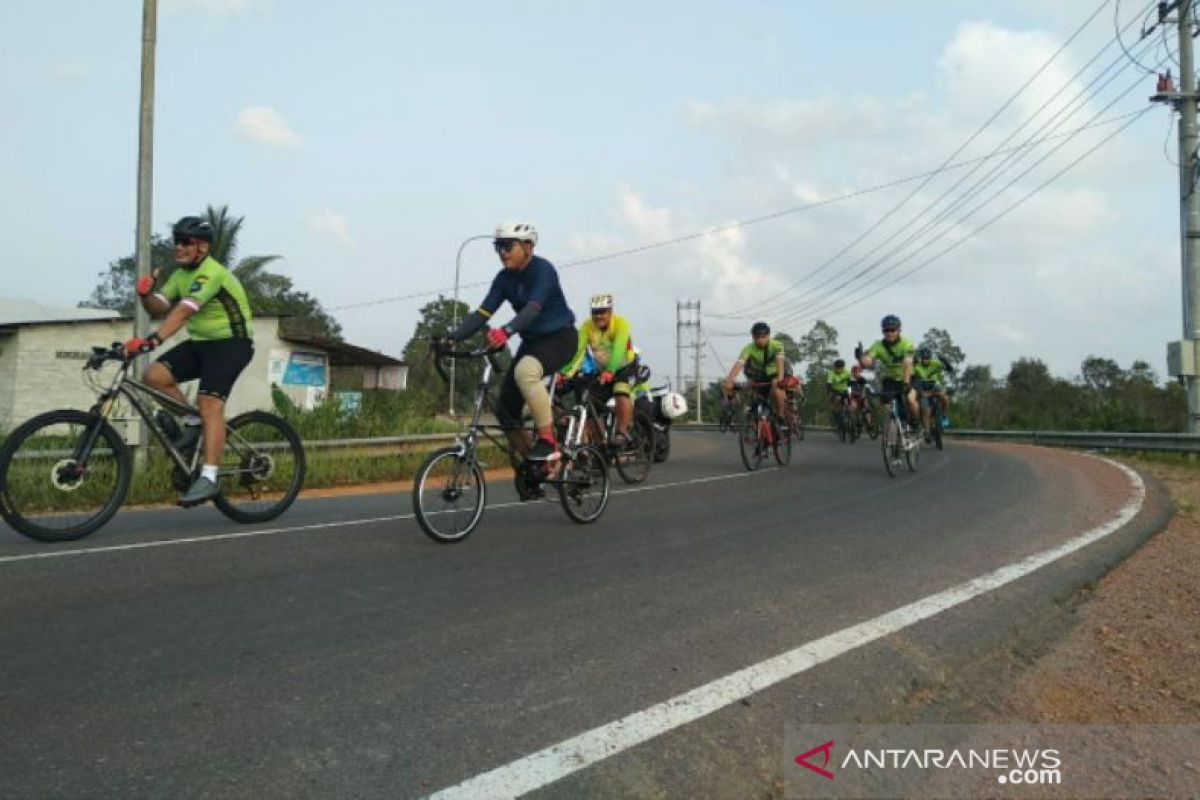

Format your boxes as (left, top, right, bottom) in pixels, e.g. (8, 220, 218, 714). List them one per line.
(734, 382, 791, 471)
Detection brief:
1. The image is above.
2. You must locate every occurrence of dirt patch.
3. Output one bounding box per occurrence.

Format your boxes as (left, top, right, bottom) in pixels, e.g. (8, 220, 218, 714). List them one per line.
(992, 456, 1200, 723)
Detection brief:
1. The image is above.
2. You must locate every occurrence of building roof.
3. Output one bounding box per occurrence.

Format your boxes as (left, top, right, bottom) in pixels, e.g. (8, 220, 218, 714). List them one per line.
(280, 332, 406, 367)
(0, 297, 123, 326)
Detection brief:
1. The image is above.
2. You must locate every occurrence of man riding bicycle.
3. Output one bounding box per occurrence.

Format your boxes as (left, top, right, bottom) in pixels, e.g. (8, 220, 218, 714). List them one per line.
(913, 347, 954, 440)
(444, 220, 577, 462)
(723, 321, 788, 425)
(128, 215, 256, 507)
(559, 293, 639, 446)
(848, 363, 876, 431)
(855, 314, 919, 434)
(826, 358, 852, 419)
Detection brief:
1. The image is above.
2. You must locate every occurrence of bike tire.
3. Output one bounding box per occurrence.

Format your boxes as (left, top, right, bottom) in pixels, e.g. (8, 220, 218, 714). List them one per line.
(413, 445, 487, 543)
(772, 418, 792, 466)
(739, 412, 764, 472)
(615, 411, 654, 484)
(933, 418, 943, 451)
(558, 445, 609, 524)
(906, 432, 922, 472)
(652, 424, 670, 463)
(212, 411, 306, 524)
(0, 409, 131, 542)
(882, 418, 902, 478)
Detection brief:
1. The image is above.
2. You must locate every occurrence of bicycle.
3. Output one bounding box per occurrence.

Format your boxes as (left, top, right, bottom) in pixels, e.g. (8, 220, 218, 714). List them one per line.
(412, 343, 609, 543)
(0, 342, 305, 542)
(916, 380, 945, 451)
(879, 383, 920, 477)
(784, 385, 806, 441)
(560, 375, 654, 484)
(717, 396, 737, 434)
(830, 391, 854, 443)
(734, 382, 791, 471)
(848, 384, 879, 440)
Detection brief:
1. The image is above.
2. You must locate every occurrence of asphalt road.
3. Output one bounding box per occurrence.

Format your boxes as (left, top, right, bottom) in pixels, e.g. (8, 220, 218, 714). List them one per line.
(0, 431, 1163, 798)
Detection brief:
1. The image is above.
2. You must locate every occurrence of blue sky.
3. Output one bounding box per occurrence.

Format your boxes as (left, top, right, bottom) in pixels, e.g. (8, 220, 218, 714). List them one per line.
(0, 0, 1183, 384)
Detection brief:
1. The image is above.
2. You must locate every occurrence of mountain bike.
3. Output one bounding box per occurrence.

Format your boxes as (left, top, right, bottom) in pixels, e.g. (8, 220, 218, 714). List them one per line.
(880, 383, 920, 477)
(560, 375, 654, 484)
(412, 343, 609, 543)
(735, 382, 791, 471)
(0, 342, 305, 542)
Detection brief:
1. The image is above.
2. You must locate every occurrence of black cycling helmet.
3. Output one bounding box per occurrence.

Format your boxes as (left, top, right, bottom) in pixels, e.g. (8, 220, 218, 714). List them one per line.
(880, 314, 901, 330)
(834, 358, 845, 369)
(172, 216, 215, 243)
(917, 347, 932, 361)
(751, 321, 771, 336)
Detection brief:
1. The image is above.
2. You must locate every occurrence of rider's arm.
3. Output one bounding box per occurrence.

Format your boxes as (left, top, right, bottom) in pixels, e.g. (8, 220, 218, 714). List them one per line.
(772, 353, 785, 385)
(448, 274, 506, 341)
(725, 359, 745, 387)
(560, 325, 588, 376)
(139, 292, 172, 318)
(902, 356, 914, 385)
(152, 302, 198, 341)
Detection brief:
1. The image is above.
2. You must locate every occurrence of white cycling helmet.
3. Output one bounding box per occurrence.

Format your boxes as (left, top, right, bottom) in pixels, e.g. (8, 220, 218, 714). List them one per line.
(494, 220, 538, 245)
(661, 392, 688, 420)
(590, 293, 614, 310)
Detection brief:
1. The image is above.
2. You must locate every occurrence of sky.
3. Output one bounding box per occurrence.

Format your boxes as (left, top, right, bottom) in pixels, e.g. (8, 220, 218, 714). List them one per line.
(0, 0, 1187, 386)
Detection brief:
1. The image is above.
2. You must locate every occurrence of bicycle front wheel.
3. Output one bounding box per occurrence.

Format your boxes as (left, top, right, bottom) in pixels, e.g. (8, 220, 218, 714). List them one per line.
(773, 418, 792, 466)
(882, 418, 902, 478)
(615, 411, 654, 484)
(413, 446, 486, 542)
(739, 413, 764, 471)
(905, 434, 922, 472)
(0, 409, 131, 542)
(212, 411, 306, 524)
(558, 445, 609, 524)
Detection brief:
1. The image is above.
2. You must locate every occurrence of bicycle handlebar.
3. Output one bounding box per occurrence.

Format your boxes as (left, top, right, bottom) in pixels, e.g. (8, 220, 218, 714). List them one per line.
(85, 342, 131, 371)
(428, 339, 500, 384)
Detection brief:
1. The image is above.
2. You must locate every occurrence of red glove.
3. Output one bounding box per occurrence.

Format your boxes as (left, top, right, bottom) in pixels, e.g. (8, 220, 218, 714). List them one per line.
(554, 372, 568, 388)
(135, 275, 156, 297)
(123, 336, 159, 358)
(486, 327, 509, 349)
(599, 371, 614, 385)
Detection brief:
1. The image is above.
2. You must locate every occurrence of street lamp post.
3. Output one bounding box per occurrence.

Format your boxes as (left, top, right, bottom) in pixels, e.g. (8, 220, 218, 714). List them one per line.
(450, 234, 494, 415)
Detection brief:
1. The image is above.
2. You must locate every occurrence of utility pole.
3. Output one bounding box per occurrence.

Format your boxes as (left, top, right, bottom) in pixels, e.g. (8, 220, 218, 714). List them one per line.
(132, 0, 157, 460)
(1160, 0, 1200, 431)
(676, 301, 703, 422)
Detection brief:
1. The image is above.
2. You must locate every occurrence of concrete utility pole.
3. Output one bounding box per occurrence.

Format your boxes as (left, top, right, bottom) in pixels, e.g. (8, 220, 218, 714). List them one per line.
(449, 234, 492, 416)
(676, 301, 703, 422)
(134, 0, 156, 349)
(1161, 0, 1200, 432)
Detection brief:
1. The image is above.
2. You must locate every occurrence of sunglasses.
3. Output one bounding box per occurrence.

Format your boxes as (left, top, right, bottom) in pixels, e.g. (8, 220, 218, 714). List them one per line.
(882, 327, 899, 333)
(173, 237, 198, 247)
(494, 239, 520, 254)
(591, 308, 611, 316)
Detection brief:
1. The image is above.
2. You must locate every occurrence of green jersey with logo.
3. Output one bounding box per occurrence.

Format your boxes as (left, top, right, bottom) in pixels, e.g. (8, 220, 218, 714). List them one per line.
(160, 256, 254, 341)
(827, 367, 851, 393)
(739, 339, 784, 379)
(913, 357, 945, 386)
(866, 336, 915, 381)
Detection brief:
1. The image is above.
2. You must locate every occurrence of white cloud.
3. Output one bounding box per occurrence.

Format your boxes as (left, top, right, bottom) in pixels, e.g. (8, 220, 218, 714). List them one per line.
(236, 106, 303, 147)
(307, 210, 354, 248)
(48, 61, 90, 82)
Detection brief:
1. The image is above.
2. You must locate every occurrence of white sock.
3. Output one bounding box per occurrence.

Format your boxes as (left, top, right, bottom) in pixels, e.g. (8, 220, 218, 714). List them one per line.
(201, 464, 218, 482)
(184, 415, 202, 427)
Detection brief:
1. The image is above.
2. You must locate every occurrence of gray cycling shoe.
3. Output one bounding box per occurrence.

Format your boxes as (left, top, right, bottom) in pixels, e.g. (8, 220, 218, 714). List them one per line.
(178, 476, 219, 508)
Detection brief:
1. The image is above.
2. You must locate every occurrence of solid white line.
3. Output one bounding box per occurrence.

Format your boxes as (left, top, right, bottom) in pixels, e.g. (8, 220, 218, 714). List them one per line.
(427, 457, 1146, 800)
(0, 469, 756, 564)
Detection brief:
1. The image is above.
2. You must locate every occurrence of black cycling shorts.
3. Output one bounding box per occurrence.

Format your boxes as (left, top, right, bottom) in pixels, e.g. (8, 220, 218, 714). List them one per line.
(158, 338, 255, 401)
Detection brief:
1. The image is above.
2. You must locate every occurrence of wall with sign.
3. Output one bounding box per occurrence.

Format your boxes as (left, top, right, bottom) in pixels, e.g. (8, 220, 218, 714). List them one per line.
(269, 348, 330, 411)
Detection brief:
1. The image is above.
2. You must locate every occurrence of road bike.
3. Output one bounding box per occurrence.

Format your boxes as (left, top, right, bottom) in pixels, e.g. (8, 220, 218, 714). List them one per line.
(0, 342, 305, 542)
(830, 391, 856, 443)
(412, 343, 609, 543)
(916, 380, 946, 451)
(559, 375, 654, 484)
(848, 385, 879, 440)
(735, 382, 791, 471)
(880, 383, 920, 477)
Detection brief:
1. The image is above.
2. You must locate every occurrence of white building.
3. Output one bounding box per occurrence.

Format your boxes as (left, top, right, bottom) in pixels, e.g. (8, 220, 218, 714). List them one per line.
(0, 299, 406, 432)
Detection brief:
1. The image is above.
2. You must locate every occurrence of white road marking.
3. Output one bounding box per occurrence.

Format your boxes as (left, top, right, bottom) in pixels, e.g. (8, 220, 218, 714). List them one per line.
(427, 457, 1146, 800)
(0, 470, 755, 564)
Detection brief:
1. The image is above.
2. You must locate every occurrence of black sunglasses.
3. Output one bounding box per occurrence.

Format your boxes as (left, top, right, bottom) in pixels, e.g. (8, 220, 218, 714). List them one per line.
(173, 236, 198, 246)
(494, 239, 520, 254)
(882, 327, 899, 333)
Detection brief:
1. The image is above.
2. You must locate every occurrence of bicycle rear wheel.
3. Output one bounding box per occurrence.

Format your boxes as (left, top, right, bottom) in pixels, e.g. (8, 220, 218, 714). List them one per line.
(558, 445, 609, 524)
(212, 411, 306, 524)
(413, 445, 487, 542)
(614, 411, 654, 484)
(0, 409, 131, 542)
(882, 417, 902, 477)
(739, 412, 764, 471)
(772, 417, 792, 466)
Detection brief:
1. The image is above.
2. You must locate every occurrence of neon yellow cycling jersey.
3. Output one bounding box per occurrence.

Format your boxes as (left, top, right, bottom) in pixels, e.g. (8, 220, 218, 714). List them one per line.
(865, 336, 915, 381)
(562, 313, 634, 375)
(913, 358, 945, 386)
(827, 367, 851, 393)
(160, 256, 254, 341)
(739, 339, 784, 379)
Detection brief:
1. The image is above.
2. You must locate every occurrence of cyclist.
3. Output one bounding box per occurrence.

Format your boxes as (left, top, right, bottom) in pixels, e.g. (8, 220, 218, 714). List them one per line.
(126, 215, 256, 507)
(848, 363, 876, 432)
(723, 321, 788, 425)
(826, 358, 852, 422)
(444, 220, 577, 462)
(559, 293, 639, 446)
(913, 347, 954, 439)
(854, 314, 918, 433)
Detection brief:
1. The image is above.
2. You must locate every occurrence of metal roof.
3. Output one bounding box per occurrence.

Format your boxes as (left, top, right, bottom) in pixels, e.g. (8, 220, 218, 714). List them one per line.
(0, 297, 123, 326)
